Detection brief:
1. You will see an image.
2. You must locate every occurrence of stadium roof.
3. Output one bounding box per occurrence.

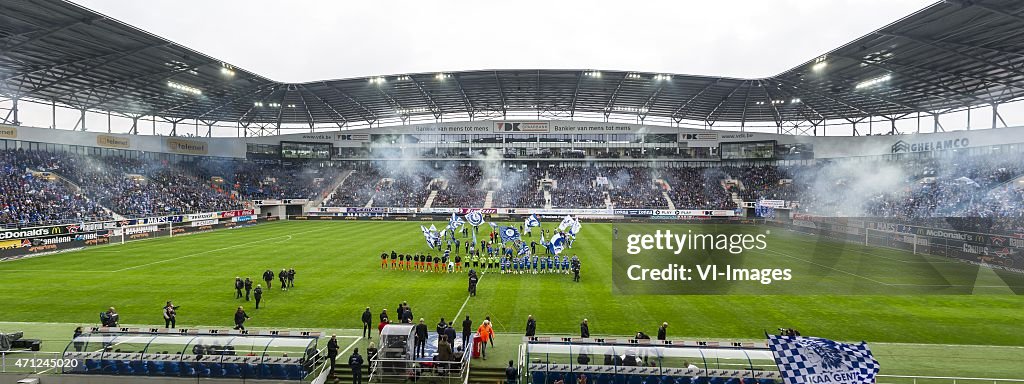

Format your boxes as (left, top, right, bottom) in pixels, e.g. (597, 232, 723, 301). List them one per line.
(1, 0, 1023, 132)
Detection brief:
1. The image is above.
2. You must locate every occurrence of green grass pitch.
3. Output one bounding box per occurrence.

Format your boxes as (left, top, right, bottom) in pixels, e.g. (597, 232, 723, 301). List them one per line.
(0, 220, 1022, 377)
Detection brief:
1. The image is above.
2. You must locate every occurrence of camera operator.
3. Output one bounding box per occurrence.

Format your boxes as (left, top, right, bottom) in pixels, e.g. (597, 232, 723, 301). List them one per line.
(163, 301, 180, 328)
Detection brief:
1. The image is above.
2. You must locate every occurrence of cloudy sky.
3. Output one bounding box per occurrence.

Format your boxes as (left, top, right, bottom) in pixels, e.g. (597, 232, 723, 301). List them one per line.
(76, 0, 935, 83)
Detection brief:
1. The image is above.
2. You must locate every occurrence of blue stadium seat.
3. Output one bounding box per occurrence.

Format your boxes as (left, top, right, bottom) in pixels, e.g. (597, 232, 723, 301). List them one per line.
(533, 371, 546, 384)
(115, 360, 133, 375)
(286, 365, 302, 380)
(270, 364, 287, 379)
(85, 359, 100, 373)
(179, 362, 196, 377)
(564, 372, 577, 384)
(628, 375, 643, 384)
(130, 360, 147, 375)
(146, 361, 162, 375)
(258, 364, 272, 378)
(709, 377, 725, 384)
(597, 373, 612, 384)
(208, 363, 225, 377)
(676, 378, 693, 384)
(241, 363, 257, 378)
(224, 363, 241, 377)
(644, 375, 660, 384)
(163, 361, 180, 376)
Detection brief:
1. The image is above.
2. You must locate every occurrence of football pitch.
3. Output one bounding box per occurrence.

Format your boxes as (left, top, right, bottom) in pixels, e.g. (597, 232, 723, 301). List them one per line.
(1, 220, 1022, 377)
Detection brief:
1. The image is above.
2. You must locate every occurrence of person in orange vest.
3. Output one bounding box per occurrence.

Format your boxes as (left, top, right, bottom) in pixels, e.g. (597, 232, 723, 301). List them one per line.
(476, 320, 492, 360)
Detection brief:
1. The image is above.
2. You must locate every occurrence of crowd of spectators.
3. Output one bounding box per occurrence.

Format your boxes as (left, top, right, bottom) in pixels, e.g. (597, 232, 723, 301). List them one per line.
(431, 165, 486, 208)
(0, 150, 110, 227)
(659, 167, 735, 210)
(607, 168, 665, 209)
(549, 167, 608, 209)
(492, 168, 545, 208)
(230, 162, 343, 201)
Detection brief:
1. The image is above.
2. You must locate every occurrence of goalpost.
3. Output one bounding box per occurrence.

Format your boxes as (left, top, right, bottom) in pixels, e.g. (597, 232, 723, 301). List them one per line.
(114, 221, 173, 245)
(863, 227, 919, 255)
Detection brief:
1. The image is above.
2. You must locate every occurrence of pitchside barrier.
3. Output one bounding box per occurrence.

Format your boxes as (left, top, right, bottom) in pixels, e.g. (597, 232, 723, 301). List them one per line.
(0, 209, 262, 261)
(782, 214, 1024, 272)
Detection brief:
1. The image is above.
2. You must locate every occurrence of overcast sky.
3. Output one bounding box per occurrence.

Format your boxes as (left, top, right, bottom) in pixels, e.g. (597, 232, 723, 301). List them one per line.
(75, 0, 936, 83)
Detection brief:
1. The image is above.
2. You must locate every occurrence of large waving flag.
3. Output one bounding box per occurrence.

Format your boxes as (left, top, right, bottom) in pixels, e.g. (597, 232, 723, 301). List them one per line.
(421, 225, 439, 249)
(448, 213, 465, 230)
(464, 211, 485, 227)
(558, 215, 576, 231)
(568, 219, 582, 237)
(546, 232, 567, 255)
(524, 214, 541, 228)
(499, 226, 521, 243)
(767, 335, 879, 384)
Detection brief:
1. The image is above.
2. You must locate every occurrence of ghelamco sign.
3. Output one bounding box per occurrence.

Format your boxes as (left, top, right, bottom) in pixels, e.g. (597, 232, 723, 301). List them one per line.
(891, 138, 969, 153)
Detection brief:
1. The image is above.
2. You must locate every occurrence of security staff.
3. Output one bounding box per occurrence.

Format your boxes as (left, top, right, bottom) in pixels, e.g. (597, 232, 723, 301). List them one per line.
(657, 322, 668, 341)
(234, 277, 243, 299)
(580, 319, 590, 338)
(327, 334, 340, 376)
(361, 307, 372, 338)
(348, 349, 364, 384)
(525, 315, 536, 337)
(253, 285, 264, 309)
(278, 269, 288, 291)
(243, 277, 253, 301)
(233, 306, 250, 330)
(414, 319, 428, 358)
(461, 315, 472, 348)
(287, 268, 296, 287)
(262, 269, 274, 289)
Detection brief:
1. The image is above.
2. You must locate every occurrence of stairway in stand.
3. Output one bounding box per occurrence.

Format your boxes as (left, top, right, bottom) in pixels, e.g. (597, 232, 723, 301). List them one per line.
(424, 190, 439, 209)
(483, 191, 494, 209)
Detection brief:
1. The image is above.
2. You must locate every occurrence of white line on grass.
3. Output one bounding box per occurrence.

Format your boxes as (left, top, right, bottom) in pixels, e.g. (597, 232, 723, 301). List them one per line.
(451, 273, 479, 322)
(111, 226, 330, 272)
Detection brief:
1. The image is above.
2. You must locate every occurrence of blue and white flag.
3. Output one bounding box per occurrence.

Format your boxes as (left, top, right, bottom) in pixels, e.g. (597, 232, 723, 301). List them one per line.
(448, 213, 465, 230)
(524, 214, 541, 228)
(518, 241, 529, 255)
(568, 219, 582, 237)
(464, 211, 485, 227)
(547, 232, 567, 255)
(421, 225, 439, 249)
(499, 226, 521, 243)
(767, 335, 879, 384)
(557, 215, 576, 231)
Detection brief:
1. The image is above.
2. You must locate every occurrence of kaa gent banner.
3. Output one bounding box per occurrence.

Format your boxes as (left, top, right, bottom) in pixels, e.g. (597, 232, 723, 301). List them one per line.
(767, 335, 879, 384)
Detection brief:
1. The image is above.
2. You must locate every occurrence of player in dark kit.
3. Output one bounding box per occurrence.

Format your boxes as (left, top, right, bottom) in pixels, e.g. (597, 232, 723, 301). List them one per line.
(433, 255, 441, 272)
(413, 254, 420, 272)
(397, 254, 405, 271)
(390, 251, 397, 269)
(454, 255, 462, 272)
(380, 253, 387, 269)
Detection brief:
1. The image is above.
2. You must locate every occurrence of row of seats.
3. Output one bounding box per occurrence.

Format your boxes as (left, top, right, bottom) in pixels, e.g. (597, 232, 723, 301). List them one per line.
(531, 372, 776, 384)
(79, 359, 307, 380)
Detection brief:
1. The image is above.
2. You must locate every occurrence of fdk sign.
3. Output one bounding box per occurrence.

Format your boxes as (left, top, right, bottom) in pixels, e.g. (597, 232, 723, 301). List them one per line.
(891, 138, 969, 153)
